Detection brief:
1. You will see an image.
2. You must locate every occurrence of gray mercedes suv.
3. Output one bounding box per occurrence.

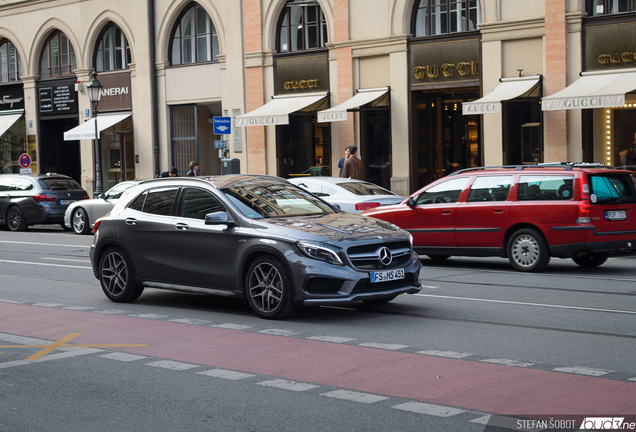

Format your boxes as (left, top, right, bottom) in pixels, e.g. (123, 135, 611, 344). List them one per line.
(89, 175, 422, 319)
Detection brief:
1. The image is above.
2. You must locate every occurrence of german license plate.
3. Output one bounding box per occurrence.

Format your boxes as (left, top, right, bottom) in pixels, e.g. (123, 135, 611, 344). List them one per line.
(605, 210, 626, 220)
(370, 268, 404, 283)
(59, 200, 76, 205)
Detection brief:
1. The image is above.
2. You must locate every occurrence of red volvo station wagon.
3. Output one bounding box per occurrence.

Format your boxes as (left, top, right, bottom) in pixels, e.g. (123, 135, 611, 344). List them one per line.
(362, 164, 636, 272)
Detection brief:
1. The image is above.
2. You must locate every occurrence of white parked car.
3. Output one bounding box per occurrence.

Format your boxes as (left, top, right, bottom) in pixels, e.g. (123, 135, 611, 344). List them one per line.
(288, 177, 404, 213)
(64, 181, 139, 234)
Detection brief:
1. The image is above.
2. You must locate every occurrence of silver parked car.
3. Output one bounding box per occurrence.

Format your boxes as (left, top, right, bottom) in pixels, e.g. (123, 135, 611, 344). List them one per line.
(288, 177, 404, 213)
(64, 181, 138, 234)
(89, 175, 422, 319)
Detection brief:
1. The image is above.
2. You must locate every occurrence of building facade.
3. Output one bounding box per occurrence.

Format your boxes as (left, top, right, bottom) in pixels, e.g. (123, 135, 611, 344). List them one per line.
(0, 0, 633, 198)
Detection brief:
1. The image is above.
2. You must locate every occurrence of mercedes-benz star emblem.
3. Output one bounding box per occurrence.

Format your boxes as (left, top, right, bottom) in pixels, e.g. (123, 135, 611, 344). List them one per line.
(378, 247, 392, 266)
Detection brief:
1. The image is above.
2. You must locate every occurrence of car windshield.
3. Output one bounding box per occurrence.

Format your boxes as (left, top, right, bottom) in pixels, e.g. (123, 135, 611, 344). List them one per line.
(39, 178, 82, 190)
(589, 174, 636, 204)
(107, 182, 136, 199)
(336, 181, 397, 196)
(222, 182, 336, 218)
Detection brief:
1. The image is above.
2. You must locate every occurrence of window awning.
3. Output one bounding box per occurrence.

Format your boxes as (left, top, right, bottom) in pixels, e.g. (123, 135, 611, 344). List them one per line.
(542, 68, 636, 111)
(462, 76, 541, 115)
(235, 92, 328, 126)
(63, 113, 132, 140)
(317, 87, 389, 122)
(0, 109, 24, 137)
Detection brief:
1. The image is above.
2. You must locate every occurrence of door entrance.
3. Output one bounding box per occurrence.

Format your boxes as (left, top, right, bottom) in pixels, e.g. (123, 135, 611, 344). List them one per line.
(39, 118, 81, 182)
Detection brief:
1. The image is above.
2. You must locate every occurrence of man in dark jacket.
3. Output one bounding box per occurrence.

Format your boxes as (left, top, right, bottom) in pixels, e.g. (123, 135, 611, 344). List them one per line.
(343, 146, 363, 180)
(160, 167, 178, 177)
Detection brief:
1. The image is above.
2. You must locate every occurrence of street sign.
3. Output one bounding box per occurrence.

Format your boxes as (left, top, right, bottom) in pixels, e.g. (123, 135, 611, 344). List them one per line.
(214, 140, 228, 149)
(19, 153, 31, 168)
(213, 116, 232, 135)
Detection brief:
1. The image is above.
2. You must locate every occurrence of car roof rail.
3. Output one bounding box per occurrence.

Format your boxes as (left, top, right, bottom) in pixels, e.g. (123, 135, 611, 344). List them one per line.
(449, 162, 613, 176)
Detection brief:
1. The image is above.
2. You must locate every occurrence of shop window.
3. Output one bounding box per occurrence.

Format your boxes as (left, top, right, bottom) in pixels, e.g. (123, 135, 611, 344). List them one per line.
(503, 101, 542, 166)
(0, 40, 21, 83)
(170, 3, 219, 65)
(95, 24, 131, 72)
(588, 0, 636, 15)
(40, 31, 76, 79)
(277, 0, 328, 53)
(413, 0, 480, 37)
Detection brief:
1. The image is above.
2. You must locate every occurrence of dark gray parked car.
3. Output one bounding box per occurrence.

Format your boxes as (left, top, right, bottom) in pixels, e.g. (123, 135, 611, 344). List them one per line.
(0, 173, 89, 231)
(89, 175, 422, 319)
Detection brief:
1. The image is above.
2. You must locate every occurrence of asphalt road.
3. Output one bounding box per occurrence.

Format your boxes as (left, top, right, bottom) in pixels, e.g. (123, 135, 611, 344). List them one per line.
(1, 226, 635, 431)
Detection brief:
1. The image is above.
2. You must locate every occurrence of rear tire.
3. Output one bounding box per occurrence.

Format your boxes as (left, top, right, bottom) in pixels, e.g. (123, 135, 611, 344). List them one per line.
(572, 252, 609, 268)
(507, 228, 550, 272)
(72, 208, 91, 235)
(6, 206, 26, 231)
(245, 256, 297, 320)
(99, 247, 144, 302)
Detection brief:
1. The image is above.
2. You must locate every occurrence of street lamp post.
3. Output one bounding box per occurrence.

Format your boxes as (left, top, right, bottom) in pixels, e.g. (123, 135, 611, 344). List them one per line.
(86, 70, 104, 195)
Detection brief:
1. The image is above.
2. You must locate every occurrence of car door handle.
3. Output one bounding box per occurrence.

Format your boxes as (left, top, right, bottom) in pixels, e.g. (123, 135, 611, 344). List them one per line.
(442, 210, 452, 215)
(494, 209, 504, 213)
(175, 223, 189, 231)
(125, 218, 137, 226)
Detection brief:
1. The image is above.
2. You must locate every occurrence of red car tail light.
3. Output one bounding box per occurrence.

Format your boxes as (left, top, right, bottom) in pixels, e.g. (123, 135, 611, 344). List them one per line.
(33, 194, 56, 203)
(81, 194, 90, 200)
(356, 202, 381, 211)
(576, 201, 591, 223)
(93, 218, 103, 233)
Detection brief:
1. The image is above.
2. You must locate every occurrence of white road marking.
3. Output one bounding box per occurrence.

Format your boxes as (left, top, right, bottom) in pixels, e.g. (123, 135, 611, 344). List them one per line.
(307, 336, 355, 343)
(95, 310, 126, 314)
(0, 299, 25, 304)
(99, 353, 147, 362)
(359, 342, 409, 350)
(128, 314, 169, 319)
(392, 402, 465, 417)
(169, 318, 213, 325)
(146, 360, 200, 371)
(0, 360, 31, 369)
(41, 257, 91, 263)
(32, 303, 65, 308)
(0, 240, 90, 248)
(257, 379, 319, 391)
(258, 329, 300, 336)
(480, 358, 535, 368)
(552, 366, 612, 376)
(321, 390, 389, 404)
(34, 348, 104, 362)
(198, 369, 255, 380)
(0, 333, 52, 345)
(470, 415, 491, 425)
(417, 350, 473, 359)
(628, 377, 636, 382)
(212, 323, 252, 330)
(420, 285, 440, 289)
(0, 259, 92, 269)
(415, 293, 636, 315)
(63, 306, 95, 311)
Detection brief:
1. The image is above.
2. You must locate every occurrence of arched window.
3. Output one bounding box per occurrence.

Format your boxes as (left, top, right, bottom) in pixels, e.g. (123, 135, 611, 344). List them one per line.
(170, 3, 219, 65)
(0, 40, 21, 83)
(277, 0, 328, 53)
(40, 31, 76, 79)
(95, 24, 131, 72)
(413, 0, 480, 37)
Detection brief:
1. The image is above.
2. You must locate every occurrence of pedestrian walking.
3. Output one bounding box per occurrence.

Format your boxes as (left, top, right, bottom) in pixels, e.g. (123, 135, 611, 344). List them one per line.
(186, 161, 199, 177)
(338, 146, 351, 177)
(343, 146, 363, 180)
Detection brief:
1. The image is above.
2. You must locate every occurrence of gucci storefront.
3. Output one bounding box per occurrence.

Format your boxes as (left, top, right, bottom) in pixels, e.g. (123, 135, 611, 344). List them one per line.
(410, 37, 482, 189)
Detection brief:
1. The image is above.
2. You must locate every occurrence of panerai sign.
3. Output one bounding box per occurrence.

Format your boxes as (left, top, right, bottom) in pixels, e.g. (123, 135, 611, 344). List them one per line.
(94, 71, 132, 112)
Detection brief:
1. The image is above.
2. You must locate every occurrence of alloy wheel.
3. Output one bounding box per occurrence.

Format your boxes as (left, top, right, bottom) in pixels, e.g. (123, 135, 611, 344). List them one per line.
(73, 209, 86, 234)
(248, 262, 284, 314)
(101, 251, 128, 297)
(7, 207, 24, 231)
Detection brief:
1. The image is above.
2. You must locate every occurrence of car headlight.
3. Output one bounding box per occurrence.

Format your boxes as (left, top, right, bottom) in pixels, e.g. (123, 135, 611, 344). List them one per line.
(296, 241, 343, 265)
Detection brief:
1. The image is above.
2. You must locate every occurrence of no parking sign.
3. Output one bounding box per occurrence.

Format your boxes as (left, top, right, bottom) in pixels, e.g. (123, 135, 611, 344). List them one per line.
(19, 153, 32, 174)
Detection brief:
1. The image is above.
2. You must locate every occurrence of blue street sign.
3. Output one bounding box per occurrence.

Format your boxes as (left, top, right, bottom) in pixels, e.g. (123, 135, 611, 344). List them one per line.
(213, 117, 232, 135)
(214, 140, 228, 150)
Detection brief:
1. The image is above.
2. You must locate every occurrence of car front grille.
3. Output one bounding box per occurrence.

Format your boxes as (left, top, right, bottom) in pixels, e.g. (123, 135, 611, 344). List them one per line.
(347, 241, 412, 270)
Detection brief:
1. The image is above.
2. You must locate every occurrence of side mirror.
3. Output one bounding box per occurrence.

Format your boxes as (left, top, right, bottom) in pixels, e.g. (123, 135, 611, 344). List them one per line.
(98, 193, 106, 200)
(407, 197, 416, 207)
(332, 204, 341, 211)
(205, 211, 234, 226)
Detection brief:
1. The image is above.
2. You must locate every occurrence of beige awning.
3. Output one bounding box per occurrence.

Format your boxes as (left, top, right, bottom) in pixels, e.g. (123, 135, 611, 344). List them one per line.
(0, 110, 24, 137)
(462, 76, 541, 115)
(63, 113, 132, 140)
(317, 87, 389, 122)
(542, 68, 636, 111)
(235, 92, 328, 126)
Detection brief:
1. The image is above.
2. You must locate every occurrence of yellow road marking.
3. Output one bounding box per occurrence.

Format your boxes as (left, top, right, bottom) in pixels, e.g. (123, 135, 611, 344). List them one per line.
(0, 333, 147, 361)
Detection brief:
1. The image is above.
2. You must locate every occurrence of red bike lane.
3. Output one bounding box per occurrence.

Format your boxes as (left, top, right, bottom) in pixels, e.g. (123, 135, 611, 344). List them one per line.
(2, 302, 634, 416)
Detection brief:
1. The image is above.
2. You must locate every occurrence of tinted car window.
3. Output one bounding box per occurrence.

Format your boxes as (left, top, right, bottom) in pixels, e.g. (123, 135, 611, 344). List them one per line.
(181, 188, 225, 220)
(0, 177, 14, 191)
(337, 182, 397, 196)
(40, 178, 82, 190)
(129, 192, 146, 211)
(590, 174, 636, 204)
(142, 188, 178, 216)
(467, 176, 512, 202)
(415, 177, 469, 205)
(518, 175, 574, 201)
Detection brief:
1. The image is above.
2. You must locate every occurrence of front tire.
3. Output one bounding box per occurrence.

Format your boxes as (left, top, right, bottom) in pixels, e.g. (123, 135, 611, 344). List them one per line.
(99, 247, 144, 302)
(72, 208, 91, 235)
(507, 228, 550, 272)
(6, 206, 26, 231)
(573, 252, 609, 268)
(245, 256, 297, 320)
